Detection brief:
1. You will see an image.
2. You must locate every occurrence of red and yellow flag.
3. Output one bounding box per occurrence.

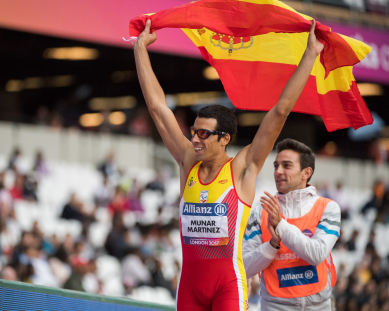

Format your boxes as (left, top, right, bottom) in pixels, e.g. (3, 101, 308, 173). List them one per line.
(130, 0, 373, 132)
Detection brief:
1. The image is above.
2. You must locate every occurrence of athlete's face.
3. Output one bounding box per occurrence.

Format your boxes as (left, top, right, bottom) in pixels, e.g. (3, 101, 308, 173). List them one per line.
(191, 117, 229, 161)
(273, 150, 312, 194)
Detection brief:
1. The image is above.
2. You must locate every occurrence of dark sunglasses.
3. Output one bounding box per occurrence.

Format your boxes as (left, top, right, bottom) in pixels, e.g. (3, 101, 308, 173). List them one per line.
(190, 126, 227, 139)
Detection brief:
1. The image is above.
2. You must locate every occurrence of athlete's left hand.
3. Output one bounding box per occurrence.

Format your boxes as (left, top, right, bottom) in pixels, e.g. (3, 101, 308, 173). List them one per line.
(260, 191, 282, 228)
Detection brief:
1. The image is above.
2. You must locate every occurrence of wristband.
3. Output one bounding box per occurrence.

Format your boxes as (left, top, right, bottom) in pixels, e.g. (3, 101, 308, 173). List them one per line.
(270, 240, 281, 249)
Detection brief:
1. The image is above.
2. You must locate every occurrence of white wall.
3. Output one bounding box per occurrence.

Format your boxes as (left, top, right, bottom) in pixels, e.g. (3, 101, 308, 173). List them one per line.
(0, 121, 387, 189)
(0, 122, 154, 170)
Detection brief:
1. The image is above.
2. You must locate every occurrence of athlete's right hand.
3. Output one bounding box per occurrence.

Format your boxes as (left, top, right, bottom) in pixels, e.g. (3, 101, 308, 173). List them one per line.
(306, 19, 324, 57)
(135, 19, 157, 49)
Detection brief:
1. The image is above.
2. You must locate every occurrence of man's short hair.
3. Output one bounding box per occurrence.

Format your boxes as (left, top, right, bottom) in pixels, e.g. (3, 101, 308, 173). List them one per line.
(276, 138, 315, 183)
(197, 105, 237, 142)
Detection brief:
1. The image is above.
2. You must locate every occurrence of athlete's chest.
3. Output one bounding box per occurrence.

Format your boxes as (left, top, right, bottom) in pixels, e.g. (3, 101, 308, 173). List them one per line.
(183, 163, 233, 203)
(180, 161, 235, 246)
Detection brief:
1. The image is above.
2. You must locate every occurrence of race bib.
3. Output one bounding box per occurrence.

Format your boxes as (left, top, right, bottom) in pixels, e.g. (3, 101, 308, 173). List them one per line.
(182, 202, 228, 246)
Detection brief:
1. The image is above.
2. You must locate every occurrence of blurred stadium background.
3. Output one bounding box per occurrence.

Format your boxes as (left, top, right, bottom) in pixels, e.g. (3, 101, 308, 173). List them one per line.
(0, 1, 389, 310)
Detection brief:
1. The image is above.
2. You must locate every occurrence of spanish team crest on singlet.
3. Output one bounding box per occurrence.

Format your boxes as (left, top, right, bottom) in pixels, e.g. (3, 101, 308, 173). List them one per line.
(200, 190, 209, 203)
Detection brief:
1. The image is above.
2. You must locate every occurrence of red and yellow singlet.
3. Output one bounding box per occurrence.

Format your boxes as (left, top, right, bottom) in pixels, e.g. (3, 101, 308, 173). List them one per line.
(177, 159, 251, 311)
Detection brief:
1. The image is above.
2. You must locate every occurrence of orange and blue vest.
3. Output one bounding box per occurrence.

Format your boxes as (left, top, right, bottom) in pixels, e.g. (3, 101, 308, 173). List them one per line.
(261, 197, 337, 298)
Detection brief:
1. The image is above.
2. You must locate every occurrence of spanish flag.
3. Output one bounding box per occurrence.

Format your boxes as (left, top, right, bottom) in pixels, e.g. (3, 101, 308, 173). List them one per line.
(130, 0, 373, 132)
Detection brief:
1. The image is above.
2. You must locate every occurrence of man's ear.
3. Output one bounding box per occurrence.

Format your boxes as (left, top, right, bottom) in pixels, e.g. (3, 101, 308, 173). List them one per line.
(221, 134, 231, 146)
(302, 167, 313, 181)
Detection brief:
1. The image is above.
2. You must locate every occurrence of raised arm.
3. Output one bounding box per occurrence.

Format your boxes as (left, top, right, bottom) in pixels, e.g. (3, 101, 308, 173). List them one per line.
(234, 20, 324, 193)
(134, 20, 194, 169)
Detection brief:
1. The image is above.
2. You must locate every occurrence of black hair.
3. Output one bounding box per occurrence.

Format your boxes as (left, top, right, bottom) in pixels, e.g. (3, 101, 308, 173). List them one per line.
(276, 138, 315, 183)
(197, 105, 237, 142)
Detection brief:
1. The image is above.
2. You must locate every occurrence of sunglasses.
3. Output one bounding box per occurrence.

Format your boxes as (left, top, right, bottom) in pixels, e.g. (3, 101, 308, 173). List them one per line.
(190, 126, 227, 139)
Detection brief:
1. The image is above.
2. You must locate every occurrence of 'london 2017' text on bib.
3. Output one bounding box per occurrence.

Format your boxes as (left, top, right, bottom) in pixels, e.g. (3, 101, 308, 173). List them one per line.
(182, 203, 228, 246)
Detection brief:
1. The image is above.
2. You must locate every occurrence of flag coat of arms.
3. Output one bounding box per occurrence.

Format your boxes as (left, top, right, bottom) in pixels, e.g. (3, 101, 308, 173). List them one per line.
(129, 0, 373, 132)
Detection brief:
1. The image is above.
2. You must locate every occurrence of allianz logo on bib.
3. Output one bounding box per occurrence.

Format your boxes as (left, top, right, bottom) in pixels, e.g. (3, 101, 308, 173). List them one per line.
(214, 204, 227, 216)
(276, 266, 319, 288)
(183, 203, 228, 216)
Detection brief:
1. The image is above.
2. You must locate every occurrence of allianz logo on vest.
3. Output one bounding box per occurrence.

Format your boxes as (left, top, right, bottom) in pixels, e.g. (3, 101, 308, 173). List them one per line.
(280, 270, 313, 281)
(276, 266, 319, 288)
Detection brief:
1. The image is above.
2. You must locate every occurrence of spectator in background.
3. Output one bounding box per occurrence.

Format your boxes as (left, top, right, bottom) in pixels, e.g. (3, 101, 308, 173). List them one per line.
(8, 173, 38, 202)
(334, 240, 389, 311)
(24, 244, 59, 287)
(31, 221, 55, 255)
(333, 277, 349, 311)
(0, 173, 19, 263)
(145, 167, 171, 194)
(0, 265, 19, 281)
(107, 186, 129, 214)
(121, 253, 152, 293)
(63, 258, 88, 292)
(32, 151, 49, 179)
(0, 172, 13, 219)
(98, 152, 119, 180)
(23, 175, 38, 202)
(9, 174, 25, 200)
(365, 230, 378, 257)
(104, 212, 137, 261)
(61, 193, 85, 222)
(11, 231, 38, 267)
(345, 230, 359, 251)
(82, 259, 102, 294)
(94, 175, 113, 208)
(150, 258, 176, 298)
(69, 241, 89, 266)
(60, 193, 95, 224)
(54, 234, 75, 264)
(330, 181, 351, 219)
(9, 229, 57, 287)
(127, 178, 144, 214)
(8, 147, 22, 173)
(334, 229, 347, 251)
(362, 179, 389, 223)
(0, 220, 17, 263)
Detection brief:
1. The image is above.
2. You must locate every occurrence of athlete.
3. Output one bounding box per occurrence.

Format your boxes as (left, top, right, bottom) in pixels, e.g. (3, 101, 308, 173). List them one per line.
(243, 139, 340, 310)
(134, 19, 323, 311)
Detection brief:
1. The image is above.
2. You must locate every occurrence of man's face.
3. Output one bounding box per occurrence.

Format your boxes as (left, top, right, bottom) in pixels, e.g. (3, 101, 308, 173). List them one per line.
(191, 117, 226, 161)
(273, 149, 310, 194)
